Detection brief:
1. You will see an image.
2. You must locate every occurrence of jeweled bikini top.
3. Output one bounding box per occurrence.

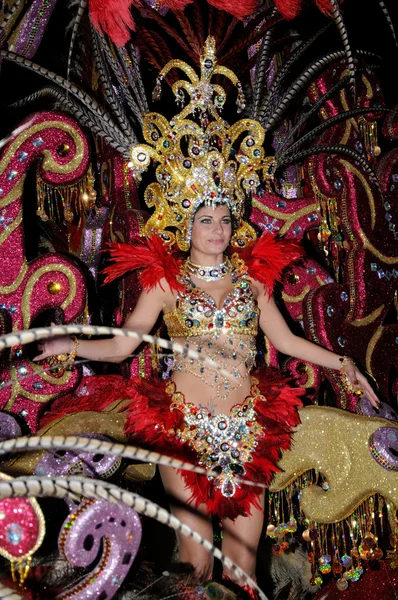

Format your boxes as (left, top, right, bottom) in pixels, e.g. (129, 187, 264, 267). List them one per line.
(163, 256, 260, 338)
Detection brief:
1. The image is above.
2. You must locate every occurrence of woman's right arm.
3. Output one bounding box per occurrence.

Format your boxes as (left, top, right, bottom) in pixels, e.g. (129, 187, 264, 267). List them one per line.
(33, 283, 167, 364)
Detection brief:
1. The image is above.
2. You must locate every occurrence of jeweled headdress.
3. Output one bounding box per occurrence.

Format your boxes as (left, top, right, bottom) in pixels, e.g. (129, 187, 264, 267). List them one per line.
(130, 37, 276, 251)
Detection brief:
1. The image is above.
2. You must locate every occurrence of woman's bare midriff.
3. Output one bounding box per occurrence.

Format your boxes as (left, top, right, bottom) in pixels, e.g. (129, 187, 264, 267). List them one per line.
(170, 332, 256, 414)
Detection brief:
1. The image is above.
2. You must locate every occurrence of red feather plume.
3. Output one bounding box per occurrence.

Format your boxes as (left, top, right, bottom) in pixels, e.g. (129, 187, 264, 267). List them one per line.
(102, 236, 184, 293)
(233, 233, 303, 293)
(273, 0, 302, 19)
(88, 0, 136, 46)
(315, 0, 336, 15)
(274, 0, 336, 20)
(209, 0, 257, 20)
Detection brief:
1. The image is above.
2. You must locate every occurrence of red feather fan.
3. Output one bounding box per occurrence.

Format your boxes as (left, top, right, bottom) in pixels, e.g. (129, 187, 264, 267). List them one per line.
(273, 0, 302, 20)
(233, 233, 303, 294)
(88, 0, 137, 46)
(88, 0, 269, 47)
(208, 0, 258, 20)
(102, 236, 184, 293)
(274, 0, 337, 20)
(88, 0, 340, 47)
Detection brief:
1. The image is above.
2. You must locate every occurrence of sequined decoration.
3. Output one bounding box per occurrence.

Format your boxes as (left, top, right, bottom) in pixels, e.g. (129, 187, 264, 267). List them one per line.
(168, 379, 264, 498)
(57, 499, 141, 599)
(0, 112, 89, 430)
(266, 406, 398, 589)
(36, 164, 96, 223)
(0, 472, 46, 585)
(166, 256, 258, 400)
(129, 36, 274, 251)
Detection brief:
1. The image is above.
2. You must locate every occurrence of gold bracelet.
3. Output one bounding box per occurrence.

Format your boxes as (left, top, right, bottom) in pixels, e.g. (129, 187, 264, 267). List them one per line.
(68, 335, 80, 364)
(339, 356, 362, 396)
(48, 336, 79, 370)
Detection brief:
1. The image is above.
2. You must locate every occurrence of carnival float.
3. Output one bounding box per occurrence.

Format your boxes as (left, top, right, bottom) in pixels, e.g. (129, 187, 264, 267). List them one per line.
(0, 0, 397, 598)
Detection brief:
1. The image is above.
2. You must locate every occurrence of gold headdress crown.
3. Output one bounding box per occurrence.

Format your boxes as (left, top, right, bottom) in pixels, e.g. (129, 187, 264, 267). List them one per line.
(130, 37, 276, 251)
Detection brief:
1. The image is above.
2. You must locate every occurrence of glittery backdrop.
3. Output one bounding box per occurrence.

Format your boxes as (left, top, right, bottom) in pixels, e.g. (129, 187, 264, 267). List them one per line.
(251, 62, 398, 410)
(0, 0, 57, 56)
(0, 112, 89, 431)
(99, 145, 156, 380)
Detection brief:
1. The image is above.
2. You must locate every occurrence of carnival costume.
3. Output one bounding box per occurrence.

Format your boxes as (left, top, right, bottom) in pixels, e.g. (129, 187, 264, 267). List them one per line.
(39, 36, 305, 520)
(94, 38, 304, 520)
(1, 0, 398, 597)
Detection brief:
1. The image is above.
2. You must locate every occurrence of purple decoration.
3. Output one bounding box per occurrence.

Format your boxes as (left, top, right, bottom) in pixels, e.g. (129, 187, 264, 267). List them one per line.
(358, 396, 398, 421)
(57, 500, 142, 600)
(369, 426, 398, 471)
(0, 411, 22, 441)
(80, 207, 109, 281)
(34, 435, 121, 479)
(378, 404, 398, 421)
(11, 0, 58, 58)
(143, 0, 168, 13)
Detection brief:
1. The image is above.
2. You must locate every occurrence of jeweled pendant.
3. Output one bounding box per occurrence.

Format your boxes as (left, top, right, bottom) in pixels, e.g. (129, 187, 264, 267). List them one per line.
(221, 477, 236, 498)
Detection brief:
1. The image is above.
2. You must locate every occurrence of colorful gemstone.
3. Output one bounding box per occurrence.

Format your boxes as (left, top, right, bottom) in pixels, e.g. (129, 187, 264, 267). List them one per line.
(6, 523, 24, 545)
(18, 151, 28, 162)
(221, 478, 236, 498)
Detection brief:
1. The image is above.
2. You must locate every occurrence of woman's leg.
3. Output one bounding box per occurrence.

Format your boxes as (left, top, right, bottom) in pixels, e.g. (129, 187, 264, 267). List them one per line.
(159, 465, 214, 580)
(221, 491, 265, 584)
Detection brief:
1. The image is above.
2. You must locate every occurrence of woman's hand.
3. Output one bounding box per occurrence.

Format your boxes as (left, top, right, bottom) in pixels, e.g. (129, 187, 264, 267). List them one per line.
(32, 323, 72, 362)
(343, 360, 380, 408)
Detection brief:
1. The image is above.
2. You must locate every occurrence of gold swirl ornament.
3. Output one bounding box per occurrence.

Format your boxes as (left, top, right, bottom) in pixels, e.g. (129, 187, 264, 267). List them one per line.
(271, 406, 398, 523)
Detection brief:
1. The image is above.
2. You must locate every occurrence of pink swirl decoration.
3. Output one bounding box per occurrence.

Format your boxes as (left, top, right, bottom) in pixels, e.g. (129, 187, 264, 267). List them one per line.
(57, 499, 142, 600)
(300, 65, 397, 408)
(0, 499, 43, 559)
(0, 112, 89, 431)
(251, 190, 327, 391)
(382, 106, 398, 141)
(250, 62, 398, 409)
(304, 142, 398, 406)
(98, 146, 156, 380)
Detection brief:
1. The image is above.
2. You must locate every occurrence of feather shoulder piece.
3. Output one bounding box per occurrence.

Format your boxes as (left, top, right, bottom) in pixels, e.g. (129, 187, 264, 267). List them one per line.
(232, 234, 302, 294)
(102, 236, 184, 293)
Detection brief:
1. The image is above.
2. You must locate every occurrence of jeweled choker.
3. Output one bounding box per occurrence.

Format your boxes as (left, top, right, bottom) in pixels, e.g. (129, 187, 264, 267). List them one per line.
(186, 257, 232, 281)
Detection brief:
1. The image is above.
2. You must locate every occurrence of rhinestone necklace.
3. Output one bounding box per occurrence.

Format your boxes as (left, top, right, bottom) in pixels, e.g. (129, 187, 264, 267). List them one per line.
(186, 257, 232, 282)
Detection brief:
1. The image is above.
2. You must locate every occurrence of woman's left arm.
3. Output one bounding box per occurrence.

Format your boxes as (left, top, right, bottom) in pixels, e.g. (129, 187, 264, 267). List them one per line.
(257, 288, 379, 407)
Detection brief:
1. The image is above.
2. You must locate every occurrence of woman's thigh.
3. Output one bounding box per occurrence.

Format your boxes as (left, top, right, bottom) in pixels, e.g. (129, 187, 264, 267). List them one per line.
(159, 465, 214, 574)
(221, 492, 265, 579)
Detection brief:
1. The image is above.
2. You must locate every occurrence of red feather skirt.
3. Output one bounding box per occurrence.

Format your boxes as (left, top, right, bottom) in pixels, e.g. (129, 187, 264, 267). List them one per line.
(124, 370, 303, 520)
(41, 369, 303, 520)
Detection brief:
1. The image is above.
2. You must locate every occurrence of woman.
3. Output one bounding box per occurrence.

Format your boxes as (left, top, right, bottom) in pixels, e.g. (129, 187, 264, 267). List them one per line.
(35, 202, 379, 596)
